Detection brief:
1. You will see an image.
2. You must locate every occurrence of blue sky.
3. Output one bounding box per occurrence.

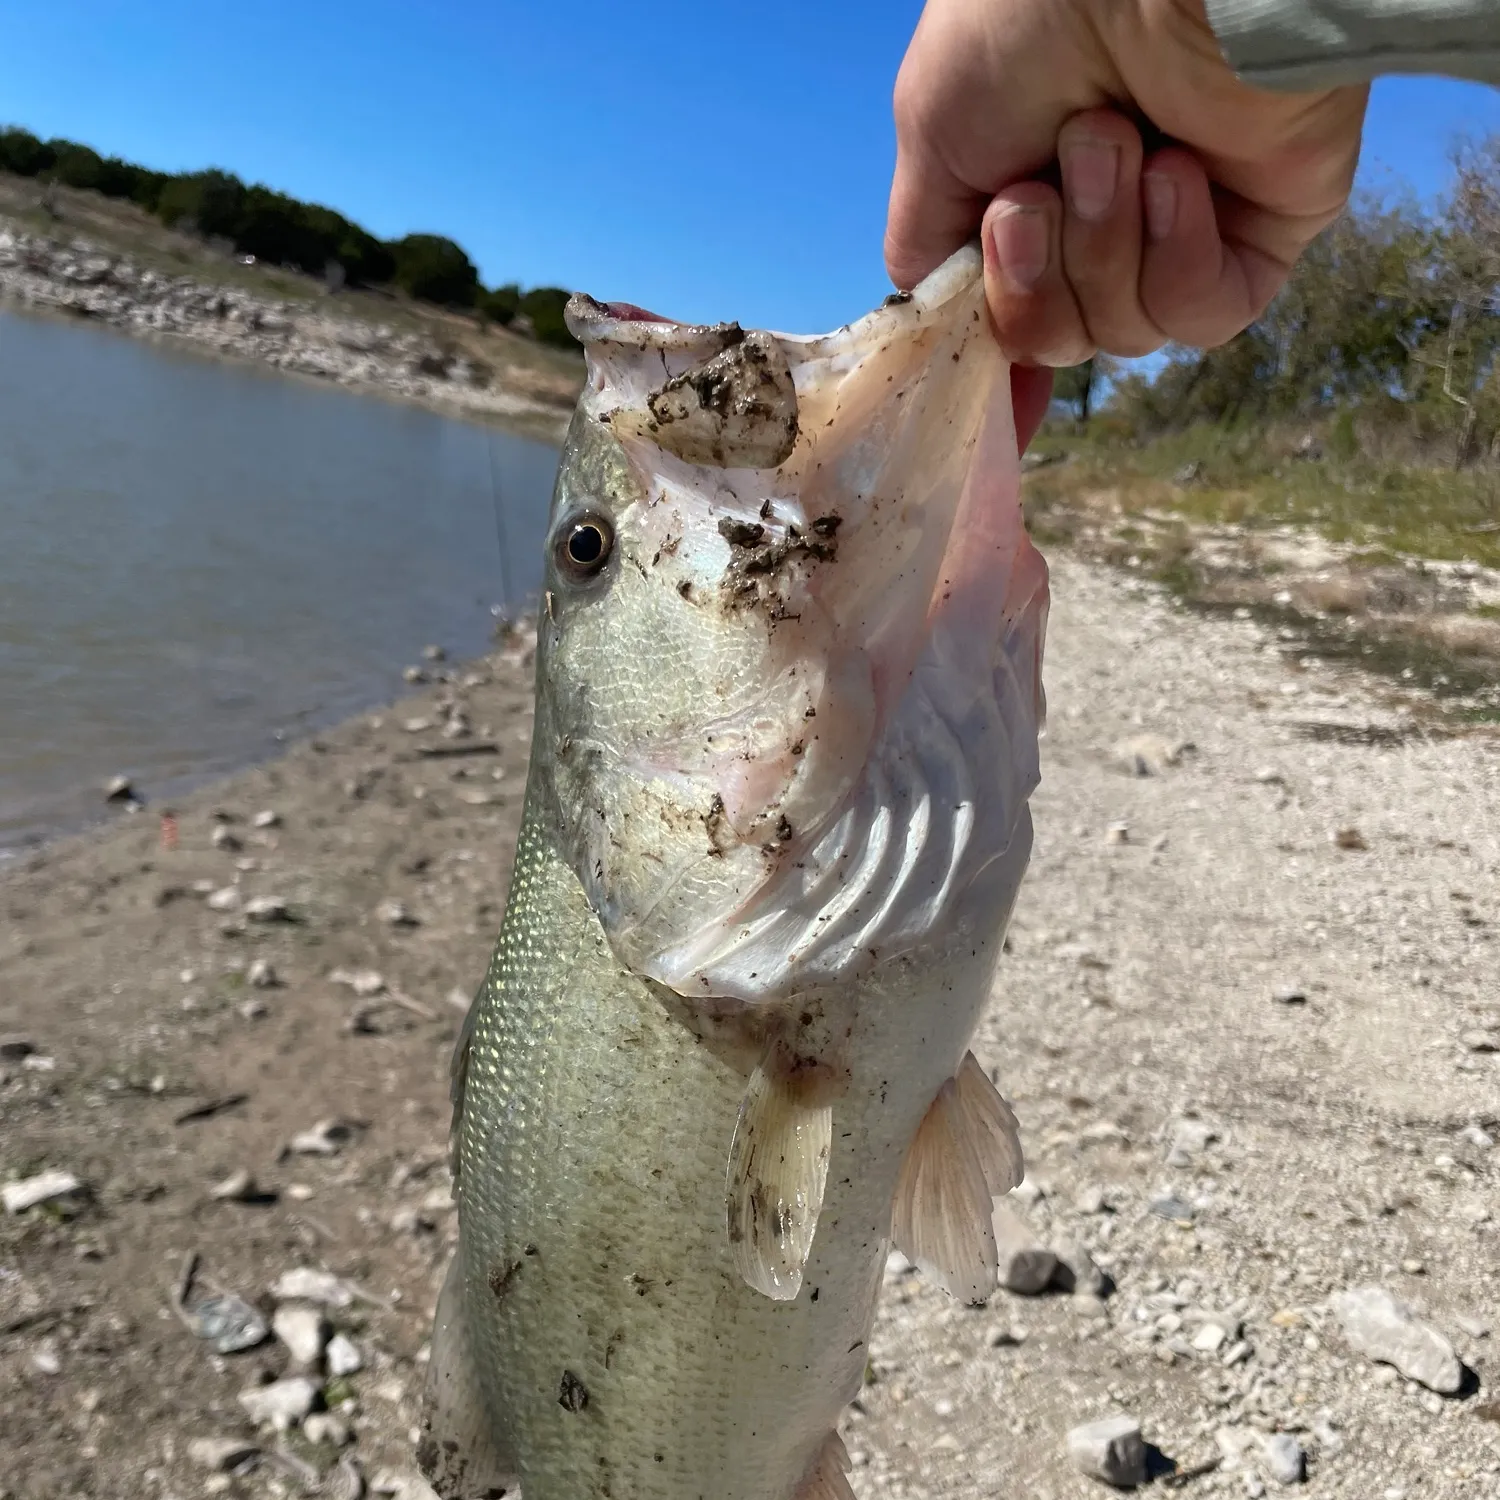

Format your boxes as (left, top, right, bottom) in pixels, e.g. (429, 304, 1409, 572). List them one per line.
(1, 1, 1497, 335)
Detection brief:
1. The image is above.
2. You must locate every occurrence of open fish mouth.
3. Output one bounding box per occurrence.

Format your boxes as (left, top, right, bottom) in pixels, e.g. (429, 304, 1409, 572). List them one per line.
(556, 245, 1048, 1005)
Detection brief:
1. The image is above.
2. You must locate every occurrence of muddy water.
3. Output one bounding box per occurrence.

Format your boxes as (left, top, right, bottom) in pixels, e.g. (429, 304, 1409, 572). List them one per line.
(0, 307, 559, 851)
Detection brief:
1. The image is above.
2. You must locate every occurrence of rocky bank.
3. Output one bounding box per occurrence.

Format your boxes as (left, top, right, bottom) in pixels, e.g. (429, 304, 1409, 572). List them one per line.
(0, 557, 1496, 1499)
(0, 220, 575, 435)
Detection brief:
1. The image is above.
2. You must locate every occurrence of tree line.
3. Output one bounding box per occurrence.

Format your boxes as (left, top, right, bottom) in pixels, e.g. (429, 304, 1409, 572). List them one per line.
(1055, 135, 1500, 468)
(0, 126, 576, 348)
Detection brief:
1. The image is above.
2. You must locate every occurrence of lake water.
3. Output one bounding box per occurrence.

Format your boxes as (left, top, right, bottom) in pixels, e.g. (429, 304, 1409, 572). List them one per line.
(0, 307, 561, 854)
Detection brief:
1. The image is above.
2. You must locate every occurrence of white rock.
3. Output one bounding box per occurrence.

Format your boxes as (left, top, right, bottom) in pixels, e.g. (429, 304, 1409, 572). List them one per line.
(188, 1436, 261, 1472)
(1051, 1237, 1106, 1297)
(331, 967, 386, 997)
(206, 886, 241, 912)
(1263, 1434, 1305, 1485)
(238, 1375, 318, 1431)
(376, 898, 418, 927)
(1066, 1413, 1147, 1488)
(3, 1170, 83, 1214)
(1166, 1117, 1216, 1167)
(210, 1168, 257, 1201)
(245, 895, 289, 922)
(271, 1267, 354, 1308)
(1331, 1285, 1463, 1393)
(252, 809, 280, 828)
(304, 1411, 352, 1447)
(1192, 1322, 1229, 1354)
(247, 959, 278, 988)
(327, 1332, 365, 1376)
(273, 1302, 329, 1367)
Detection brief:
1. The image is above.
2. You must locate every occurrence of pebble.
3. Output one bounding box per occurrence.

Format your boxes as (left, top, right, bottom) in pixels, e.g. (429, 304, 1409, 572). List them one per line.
(1148, 1194, 1196, 1223)
(1050, 1237, 1106, 1297)
(1075, 1183, 1109, 1215)
(304, 1411, 353, 1447)
(238, 1375, 319, 1431)
(246, 958, 278, 988)
(993, 1202, 1058, 1295)
(272, 1302, 329, 1368)
(1332, 825, 1368, 851)
(1166, 1117, 1217, 1167)
(1112, 734, 1189, 777)
(1105, 821, 1130, 845)
(376, 898, 419, 927)
(210, 1168, 258, 1201)
(422, 644, 446, 661)
(206, 886, 241, 912)
(1271, 982, 1308, 1005)
(1455, 1313, 1491, 1339)
(188, 1436, 261, 1472)
(1192, 1322, 1229, 1354)
(183, 1292, 269, 1353)
(31, 1343, 61, 1375)
(327, 1332, 365, 1376)
(3, 1169, 83, 1214)
(1066, 1413, 1147, 1488)
(331, 967, 387, 996)
(244, 895, 290, 922)
(1263, 1434, 1305, 1485)
(251, 808, 280, 828)
(0, 1034, 37, 1062)
(104, 774, 135, 801)
(272, 1267, 355, 1308)
(1331, 1285, 1463, 1393)
(289, 1118, 354, 1156)
(211, 823, 241, 851)
(1461, 1030, 1498, 1053)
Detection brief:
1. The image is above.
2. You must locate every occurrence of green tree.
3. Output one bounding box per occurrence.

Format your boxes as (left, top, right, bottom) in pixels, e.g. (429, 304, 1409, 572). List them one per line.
(480, 282, 521, 325)
(154, 169, 246, 239)
(519, 286, 578, 348)
(389, 234, 480, 306)
(0, 126, 54, 177)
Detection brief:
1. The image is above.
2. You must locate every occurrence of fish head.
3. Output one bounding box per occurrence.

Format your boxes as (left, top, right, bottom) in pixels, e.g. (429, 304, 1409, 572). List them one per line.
(534, 245, 1048, 1005)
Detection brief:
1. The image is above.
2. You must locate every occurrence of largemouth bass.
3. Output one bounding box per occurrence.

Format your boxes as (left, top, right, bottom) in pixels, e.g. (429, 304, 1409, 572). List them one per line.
(421, 244, 1049, 1500)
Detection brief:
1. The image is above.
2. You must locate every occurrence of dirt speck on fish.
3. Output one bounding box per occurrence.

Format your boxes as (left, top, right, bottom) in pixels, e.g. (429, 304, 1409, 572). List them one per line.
(421, 243, 1049, 1500)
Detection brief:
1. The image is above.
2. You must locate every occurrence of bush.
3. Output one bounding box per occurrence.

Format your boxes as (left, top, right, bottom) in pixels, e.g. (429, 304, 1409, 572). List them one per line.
(0, 126, 54, 177)
(518, 286, 578, 348)
(479, 282, 520, 325)
(390, 234, 479, 307)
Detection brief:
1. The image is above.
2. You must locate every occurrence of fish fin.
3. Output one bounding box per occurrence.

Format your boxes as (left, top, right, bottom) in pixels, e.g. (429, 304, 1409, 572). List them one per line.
(890, 1062, 1011, 1304)
(795, 1431, 857, 1500)
(953, 1051, 1025, 1196)
(448, 982, 483, 1184)
(419, 1253, 519, 1500)
(725, 1054, 833, 1302)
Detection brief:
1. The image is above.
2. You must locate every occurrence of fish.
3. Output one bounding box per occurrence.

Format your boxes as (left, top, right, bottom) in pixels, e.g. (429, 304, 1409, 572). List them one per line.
(420, 242, 1049, 1500)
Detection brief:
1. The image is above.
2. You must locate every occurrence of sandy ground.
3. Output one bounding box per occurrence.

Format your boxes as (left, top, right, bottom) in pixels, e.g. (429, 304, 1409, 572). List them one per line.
(1, 555, 1496, 1500)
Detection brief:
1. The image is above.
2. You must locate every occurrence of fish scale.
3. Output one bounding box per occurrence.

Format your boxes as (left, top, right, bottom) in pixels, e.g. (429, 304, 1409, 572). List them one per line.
(421, 244, 1048, 1500)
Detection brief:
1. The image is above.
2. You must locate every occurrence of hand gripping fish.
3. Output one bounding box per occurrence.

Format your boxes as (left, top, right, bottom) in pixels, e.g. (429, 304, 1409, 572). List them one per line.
(421, 244, 1049, 1500)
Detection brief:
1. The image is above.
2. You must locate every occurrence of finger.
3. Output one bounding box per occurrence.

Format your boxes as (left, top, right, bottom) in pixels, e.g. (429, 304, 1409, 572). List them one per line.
(1011, 365, 1054, 455)
(886, 134, 989, 292)
(1138, 147, 1288, 349)
(1056, 109, 1163, 359)
(981, 184, 1094, 369)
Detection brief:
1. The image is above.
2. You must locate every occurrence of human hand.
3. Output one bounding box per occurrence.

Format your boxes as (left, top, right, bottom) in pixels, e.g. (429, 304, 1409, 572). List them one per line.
(885, 0, 1369, 445)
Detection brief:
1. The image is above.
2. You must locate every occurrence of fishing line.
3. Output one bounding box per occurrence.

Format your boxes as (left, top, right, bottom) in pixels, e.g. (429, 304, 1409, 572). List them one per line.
(485, 431, 516, 629)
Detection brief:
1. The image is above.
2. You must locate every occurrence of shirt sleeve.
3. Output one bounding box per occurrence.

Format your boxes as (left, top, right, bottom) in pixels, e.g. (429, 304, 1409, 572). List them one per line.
(1205, 0, 1500, 89)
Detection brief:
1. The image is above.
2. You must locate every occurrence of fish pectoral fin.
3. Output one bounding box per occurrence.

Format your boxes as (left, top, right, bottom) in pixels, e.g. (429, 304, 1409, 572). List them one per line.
(725, 1054, 833, 1303)
(954, 1050, 1025, 1195)
(419, 1252, 520, 1500)
(795, 1431, 857, 1500)
(891, 1052, 1024, 1304)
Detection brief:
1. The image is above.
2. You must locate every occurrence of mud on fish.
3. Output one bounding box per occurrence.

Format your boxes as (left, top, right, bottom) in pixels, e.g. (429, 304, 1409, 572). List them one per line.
(421, 243, 1049, 1500)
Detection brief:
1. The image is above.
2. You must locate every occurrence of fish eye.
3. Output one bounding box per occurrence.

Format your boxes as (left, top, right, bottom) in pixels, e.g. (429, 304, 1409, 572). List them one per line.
(554, 512, 615, 583)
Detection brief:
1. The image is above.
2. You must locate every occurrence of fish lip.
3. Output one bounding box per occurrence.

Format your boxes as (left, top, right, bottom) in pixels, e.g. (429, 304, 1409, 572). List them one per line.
(565, 241, 984, 356)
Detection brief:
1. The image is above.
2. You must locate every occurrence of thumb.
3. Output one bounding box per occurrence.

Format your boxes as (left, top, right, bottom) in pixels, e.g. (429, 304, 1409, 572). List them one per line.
(884, 135, 989, 291)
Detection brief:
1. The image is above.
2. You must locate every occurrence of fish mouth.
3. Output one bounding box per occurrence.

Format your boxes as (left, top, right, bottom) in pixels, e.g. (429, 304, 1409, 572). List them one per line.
(565, 246, 1048, 1004)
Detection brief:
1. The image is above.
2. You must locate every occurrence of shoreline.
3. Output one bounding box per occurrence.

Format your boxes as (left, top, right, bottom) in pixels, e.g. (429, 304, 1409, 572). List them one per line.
(2, 556, 1493, 1498)
(0, 217, 578, 444)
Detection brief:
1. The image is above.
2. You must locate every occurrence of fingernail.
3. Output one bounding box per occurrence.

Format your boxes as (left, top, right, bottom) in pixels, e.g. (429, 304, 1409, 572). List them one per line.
(1144, 173, 1177, 241)
(991, 205, 1049, 292)
(1062, 140, 1119, 222)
